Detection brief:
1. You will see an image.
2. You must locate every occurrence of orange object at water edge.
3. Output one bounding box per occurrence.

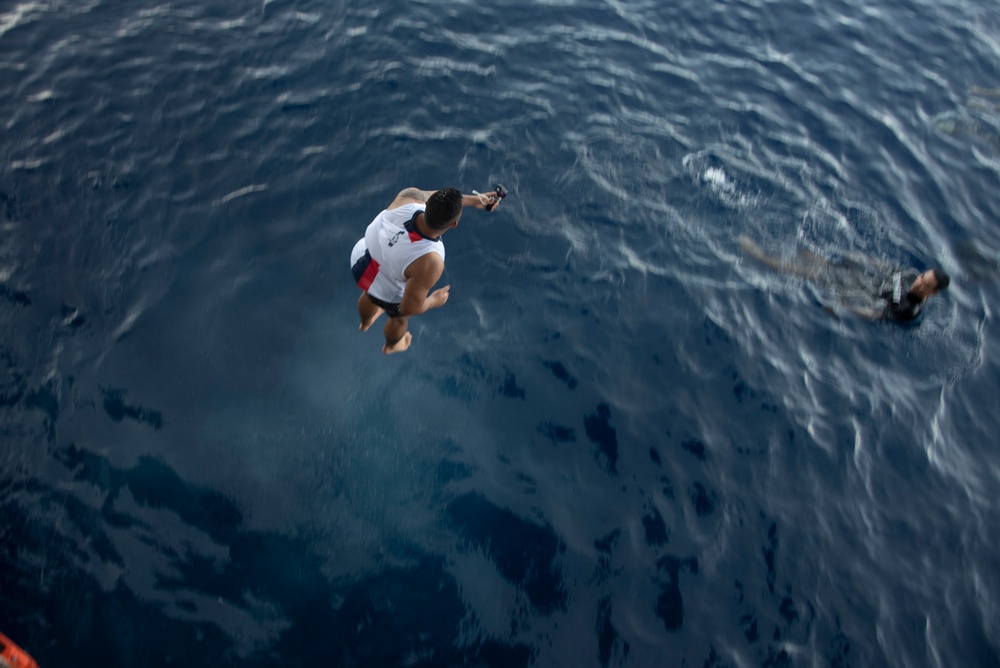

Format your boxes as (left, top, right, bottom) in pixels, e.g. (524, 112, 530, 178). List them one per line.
(0, 632, 39, 668)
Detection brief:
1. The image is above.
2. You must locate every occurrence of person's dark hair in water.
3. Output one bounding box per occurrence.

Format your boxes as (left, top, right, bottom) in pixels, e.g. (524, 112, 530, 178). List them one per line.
(932, 269, 951, 291)
(425, 187, 464, 230)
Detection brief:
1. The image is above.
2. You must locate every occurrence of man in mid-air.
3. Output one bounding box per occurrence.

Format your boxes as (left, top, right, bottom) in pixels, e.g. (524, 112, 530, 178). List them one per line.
(738, 235, 950, 321)
(350, 186, 502, 354)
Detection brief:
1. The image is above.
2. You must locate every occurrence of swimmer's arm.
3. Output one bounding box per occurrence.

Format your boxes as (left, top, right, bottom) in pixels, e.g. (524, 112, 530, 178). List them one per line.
(844, 303, 886, 321)
(399, 253, 448, 316)
(844, 250, 896, 274)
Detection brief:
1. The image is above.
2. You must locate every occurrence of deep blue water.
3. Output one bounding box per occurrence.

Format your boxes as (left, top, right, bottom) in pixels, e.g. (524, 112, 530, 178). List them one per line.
(2, 0, 1000, 666)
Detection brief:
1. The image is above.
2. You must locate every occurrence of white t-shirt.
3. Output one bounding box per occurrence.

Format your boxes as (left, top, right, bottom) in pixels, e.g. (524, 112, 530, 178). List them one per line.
(350, 203, 445, 303)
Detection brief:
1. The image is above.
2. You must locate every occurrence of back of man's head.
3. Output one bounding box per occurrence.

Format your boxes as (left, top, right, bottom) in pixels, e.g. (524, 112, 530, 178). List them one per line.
(425, 188, 464, 230)
(932, 269, 951, 292)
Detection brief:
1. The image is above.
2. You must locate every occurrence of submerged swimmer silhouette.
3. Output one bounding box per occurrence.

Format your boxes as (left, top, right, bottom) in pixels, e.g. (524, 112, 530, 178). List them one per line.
(738, 235, 950, 321)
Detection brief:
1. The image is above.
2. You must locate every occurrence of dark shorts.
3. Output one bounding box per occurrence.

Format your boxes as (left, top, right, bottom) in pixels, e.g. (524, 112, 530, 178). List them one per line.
(365, 292, 404, 318)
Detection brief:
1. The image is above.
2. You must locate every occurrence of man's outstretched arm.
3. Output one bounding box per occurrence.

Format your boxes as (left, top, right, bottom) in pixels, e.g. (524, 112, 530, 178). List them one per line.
(389, 187, 500, 211)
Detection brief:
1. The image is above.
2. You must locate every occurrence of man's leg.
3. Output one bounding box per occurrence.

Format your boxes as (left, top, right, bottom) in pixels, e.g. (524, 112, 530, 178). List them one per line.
(358, 292, 384, 332)
(382, 315, 412, 354)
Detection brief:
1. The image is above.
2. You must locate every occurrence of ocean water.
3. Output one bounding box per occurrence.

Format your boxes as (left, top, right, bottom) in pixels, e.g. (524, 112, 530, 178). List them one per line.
(2, 0, 1000, 666)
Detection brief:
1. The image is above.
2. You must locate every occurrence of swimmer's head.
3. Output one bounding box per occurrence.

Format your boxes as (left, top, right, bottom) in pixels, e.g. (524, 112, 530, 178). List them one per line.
(911, 269, 951, 299)
(932, 269, 951, 291)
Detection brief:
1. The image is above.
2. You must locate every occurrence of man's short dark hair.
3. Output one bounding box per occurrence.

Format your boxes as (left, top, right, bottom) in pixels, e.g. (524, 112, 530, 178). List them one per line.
(424, 188, 464, 230)
(932, 269, 951, 291)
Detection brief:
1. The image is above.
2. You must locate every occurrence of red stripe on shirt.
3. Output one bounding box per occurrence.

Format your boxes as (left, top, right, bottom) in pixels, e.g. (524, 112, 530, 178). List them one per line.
(358, 257, 380, 291)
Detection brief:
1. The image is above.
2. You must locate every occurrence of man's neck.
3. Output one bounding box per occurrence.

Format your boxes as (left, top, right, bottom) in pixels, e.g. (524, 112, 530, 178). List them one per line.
(415, 213, 445, 239)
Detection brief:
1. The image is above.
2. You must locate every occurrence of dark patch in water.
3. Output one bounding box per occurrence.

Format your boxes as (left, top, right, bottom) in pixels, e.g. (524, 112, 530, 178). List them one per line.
(742, 612, 759, 643)
(654, 555, 698, 632)
(726, 365, 755, 403)
(735, 580, 759, 644)
(439, 374, 465, 399)
(60, 303, 86, 329)
(56, 445, 242, 541)
(779, 595, 798, 624)
(681, 438, 707, 461)
(595, 529, 620, 554)
(585, 403, 618, 474)
(596, 595, 630, 666)
(0, 189, 17, 220)
(447, 492, 567, 614)
(500, 371, 526, 399)
(435, 459, 473, 486)
(764, 522, 778, 594)
(0, 350, 26, 407)
(542, 360, 578, 389)
(649, 447, 661, 465)
(702, 315, 731, 346)
(0, 284, 31, 306)
(537, 421, 576, 444)
(762, 648, 794, 667)
(438, 353, 491, 400)
(689, 482, 717, 516)
(101, 387, 164, 430)
(829, 627, 854, 668)
(642, 504, 669, 546)
(592, 529, 621, 584)
(701, 646, 735, 668)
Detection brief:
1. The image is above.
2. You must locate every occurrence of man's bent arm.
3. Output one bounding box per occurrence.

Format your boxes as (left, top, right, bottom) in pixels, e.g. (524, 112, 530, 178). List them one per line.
(399, 254, 447, 316)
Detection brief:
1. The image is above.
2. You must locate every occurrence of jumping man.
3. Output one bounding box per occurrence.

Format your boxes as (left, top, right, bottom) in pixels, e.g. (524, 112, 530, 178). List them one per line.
(350, 186, 501, 354)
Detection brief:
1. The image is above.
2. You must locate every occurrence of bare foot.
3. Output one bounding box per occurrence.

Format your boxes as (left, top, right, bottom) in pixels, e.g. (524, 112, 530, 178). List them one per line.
(382, 331, 412, 354)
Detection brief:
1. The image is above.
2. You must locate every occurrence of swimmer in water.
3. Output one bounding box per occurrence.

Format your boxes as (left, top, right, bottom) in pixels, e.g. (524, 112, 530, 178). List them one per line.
(738, 235, 950, 321)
